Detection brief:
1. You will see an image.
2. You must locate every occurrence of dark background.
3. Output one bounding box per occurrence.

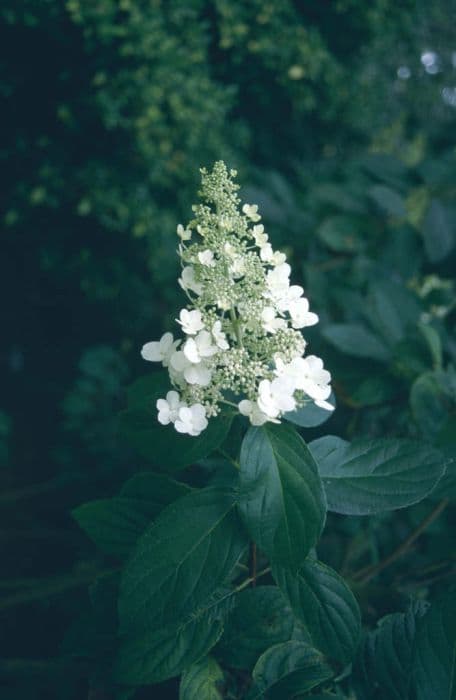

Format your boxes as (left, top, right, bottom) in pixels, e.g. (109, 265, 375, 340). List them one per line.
(1, 1, 455, 698)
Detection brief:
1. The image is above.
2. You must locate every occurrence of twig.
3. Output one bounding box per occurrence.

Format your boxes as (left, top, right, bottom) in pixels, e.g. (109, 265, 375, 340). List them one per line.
(353, 499, 449, 585)
(250, 542, 257, 587)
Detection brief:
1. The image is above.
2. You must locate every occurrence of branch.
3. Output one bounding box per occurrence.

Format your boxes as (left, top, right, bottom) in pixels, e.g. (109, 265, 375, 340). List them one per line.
(353, 499, 449, 585)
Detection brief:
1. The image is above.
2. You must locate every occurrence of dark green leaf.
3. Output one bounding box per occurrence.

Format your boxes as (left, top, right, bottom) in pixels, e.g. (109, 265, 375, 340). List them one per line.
(285, 393, 335, 428)
(120, 373, 234, 470)
(322, 324, 390, 362)
(248, 641, 333, 699)
(72, 497, 155, 557)
(119, 487, 247, 634)
(120, 471, 191, 512)
(354, 602, 427, 700)
(309, 436, 446, 515)
(413, 591, 456, 700)
(422, 199, 455, 263)
(179, 656, 224, 700)
(116, 591, 231, 686)
(273, 559, 361, 665)
(239, 424, 326, 571)
(217, 586, 294, 669)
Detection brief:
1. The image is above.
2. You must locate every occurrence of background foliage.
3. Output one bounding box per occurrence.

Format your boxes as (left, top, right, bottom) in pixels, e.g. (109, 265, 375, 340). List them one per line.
(1, 0, 455, 698)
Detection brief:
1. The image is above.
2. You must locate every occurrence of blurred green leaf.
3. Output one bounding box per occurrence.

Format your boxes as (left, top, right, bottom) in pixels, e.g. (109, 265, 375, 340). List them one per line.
(422, 199, 455, 263)
(318, 215, 365, 253)
(368, 184, 406, 218)
(322, 324, 390, 362)
(410, 371, 451, 438)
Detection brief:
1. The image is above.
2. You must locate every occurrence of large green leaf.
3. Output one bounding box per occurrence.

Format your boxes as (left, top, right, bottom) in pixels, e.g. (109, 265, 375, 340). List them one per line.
(412, 592, 456, 700)
(179, 657, 224, 700)
(116, 591, 231, 686)
(72, 497, 156, 557)
(321, 324, 390, 362)
(309, 436, 446, 515)
(119, 487, 247, 634)
(120, 373, 234, 470)
(239, 424, 326, 571)
(354, 602, 427, 700)
(216, 586, 294, 669)
(247, 641, 333, 699)
(273, 559, 361, 665)
(284, 393, 335, 428)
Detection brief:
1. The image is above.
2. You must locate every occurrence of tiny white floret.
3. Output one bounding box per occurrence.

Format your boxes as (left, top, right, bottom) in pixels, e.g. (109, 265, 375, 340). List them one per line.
(212, 321, 229, 350)
(242, 203, 261, 222)
(177, 224, 192, 241)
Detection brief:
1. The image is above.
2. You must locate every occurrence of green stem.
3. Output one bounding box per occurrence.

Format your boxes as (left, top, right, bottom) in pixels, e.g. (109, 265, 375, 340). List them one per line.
(229, 307, 243, 347)
(217, 447, 240, 469)
(235, 566, 270, 593)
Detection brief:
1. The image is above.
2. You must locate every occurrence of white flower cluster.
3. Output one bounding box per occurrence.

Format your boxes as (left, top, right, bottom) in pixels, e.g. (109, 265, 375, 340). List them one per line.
(141, 162, 334, 436)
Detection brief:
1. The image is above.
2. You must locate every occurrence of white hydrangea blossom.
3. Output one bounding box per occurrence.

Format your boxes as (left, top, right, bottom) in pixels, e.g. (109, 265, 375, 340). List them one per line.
(141, 162, 334, 436)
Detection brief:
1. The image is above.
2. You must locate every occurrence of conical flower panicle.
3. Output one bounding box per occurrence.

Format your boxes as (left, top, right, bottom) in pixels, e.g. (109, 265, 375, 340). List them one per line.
(141, 161, 333, 436)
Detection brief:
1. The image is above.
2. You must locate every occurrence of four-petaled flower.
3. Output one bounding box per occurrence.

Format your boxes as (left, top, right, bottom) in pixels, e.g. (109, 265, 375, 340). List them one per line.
(174, 404, 208, 436)
(242, 203, 261, 221)
(141, 332, 180, 366)
(156, 391, 183, 425)
(177, 309, 205, 335)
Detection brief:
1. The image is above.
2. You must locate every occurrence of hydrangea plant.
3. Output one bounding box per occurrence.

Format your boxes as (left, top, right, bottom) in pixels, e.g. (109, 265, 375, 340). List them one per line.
(71, 162, 452, 699)
(141, 162, 333, 436)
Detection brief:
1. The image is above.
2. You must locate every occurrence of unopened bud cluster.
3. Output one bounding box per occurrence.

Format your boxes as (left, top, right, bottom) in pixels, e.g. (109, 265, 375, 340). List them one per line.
(141, 162, 333, 436)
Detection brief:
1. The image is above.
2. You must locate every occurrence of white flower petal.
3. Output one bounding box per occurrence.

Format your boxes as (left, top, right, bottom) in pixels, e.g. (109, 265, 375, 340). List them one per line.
(141, 341, 161, 362)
